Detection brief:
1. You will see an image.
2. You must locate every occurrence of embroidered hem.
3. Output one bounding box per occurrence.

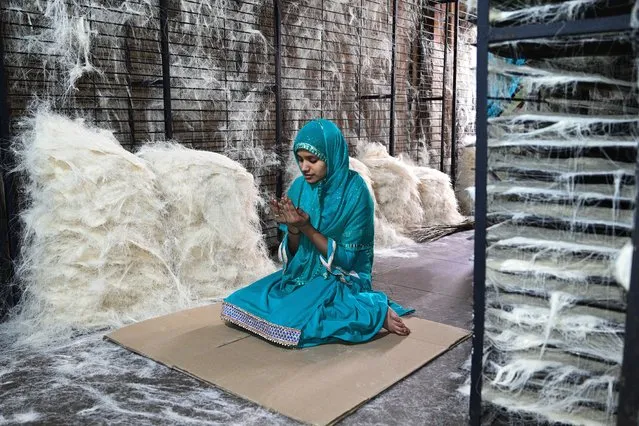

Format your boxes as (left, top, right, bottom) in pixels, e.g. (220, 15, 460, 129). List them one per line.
(221, 302, 301, 347)
(341, 242, 373, 250)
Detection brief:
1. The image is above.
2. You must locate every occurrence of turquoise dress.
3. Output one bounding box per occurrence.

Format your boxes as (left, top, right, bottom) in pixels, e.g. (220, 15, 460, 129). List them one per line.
(221, 119, 413, 348)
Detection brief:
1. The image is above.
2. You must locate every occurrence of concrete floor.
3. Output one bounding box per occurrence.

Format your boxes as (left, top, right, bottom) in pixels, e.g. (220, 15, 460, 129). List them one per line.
(346, 231, 474, 426)
(0, 231, 474, 425)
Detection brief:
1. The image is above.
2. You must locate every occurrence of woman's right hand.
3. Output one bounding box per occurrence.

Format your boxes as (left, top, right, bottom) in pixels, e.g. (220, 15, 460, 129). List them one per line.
(280, 198, 309, 230)
(270, 198, 283, 222)
(272, 197, 302, 235)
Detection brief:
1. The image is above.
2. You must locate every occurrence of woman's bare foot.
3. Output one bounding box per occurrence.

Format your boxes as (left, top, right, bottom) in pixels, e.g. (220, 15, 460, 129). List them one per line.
(383, 308, 410, 336)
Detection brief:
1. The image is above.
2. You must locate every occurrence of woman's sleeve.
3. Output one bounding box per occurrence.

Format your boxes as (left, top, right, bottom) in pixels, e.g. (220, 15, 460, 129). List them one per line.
(321, 184, 374, 274)
(323, 238, 358, 271)
(278, 233, 291, 270)
(276, 177, 306, 269)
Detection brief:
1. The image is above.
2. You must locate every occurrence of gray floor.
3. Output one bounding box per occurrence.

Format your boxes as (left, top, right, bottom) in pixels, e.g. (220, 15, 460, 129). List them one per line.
(348, 231, 474, 426)
(0, 232, 474, 425)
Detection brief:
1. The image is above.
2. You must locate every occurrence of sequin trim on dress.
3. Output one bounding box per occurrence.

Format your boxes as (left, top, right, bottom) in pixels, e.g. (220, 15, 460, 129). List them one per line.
(221, 302, 301, 347)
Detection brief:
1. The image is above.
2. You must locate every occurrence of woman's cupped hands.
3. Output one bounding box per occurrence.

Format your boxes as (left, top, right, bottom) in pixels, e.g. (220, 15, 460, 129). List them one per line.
(270, 195, 310, 230)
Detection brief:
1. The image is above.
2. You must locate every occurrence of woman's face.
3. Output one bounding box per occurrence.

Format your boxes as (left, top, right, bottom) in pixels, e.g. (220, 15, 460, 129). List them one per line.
(296, 149, 327, 184)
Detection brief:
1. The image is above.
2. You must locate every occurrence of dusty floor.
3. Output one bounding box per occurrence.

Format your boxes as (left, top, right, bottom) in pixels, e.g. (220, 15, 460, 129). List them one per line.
(0, 231, 474, 425)
(354, 231, 474, 426)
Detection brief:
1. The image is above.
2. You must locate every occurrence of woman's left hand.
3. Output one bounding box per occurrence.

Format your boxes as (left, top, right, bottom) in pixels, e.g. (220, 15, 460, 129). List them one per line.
(279, 196, 310, 229)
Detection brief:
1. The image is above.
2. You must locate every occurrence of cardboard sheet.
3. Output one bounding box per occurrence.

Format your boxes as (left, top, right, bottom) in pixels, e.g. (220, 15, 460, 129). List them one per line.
(106, 304, 469, 425)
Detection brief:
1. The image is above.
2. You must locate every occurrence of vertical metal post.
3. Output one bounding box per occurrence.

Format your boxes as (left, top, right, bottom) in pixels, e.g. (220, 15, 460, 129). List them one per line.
(388, 0, 398, 156)
(357, 0, 363, 140)
(274, 0, 283, 199)
(416, 0, 428, 154)
(88, 7, 99, 126)
(0, 14, 19, 311)
(450, 0, 459, 188)
(469, 0, 489, 424)
(615, 12, 639, 426)
(124, 25, 136, 145)
(159, 0, 173, 140)
(223, 11, 229, 140)
(406, 3, 418, 156)
(321, 0, 326, 118)
(439, 1, 449, 172)
(617, 143, 639, 424)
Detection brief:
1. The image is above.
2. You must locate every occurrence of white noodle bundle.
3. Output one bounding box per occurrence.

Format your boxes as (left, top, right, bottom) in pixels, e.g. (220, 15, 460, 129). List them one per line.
(13, 112, 186, 344)
(137, 143, 276, 299)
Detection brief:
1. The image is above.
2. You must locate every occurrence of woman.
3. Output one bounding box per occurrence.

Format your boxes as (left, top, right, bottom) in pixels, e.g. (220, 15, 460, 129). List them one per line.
(221, 119, 413, 347)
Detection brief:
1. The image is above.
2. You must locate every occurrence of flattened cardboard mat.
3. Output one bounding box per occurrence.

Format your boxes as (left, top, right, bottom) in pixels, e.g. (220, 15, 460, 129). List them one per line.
(105, 304, 469, 425)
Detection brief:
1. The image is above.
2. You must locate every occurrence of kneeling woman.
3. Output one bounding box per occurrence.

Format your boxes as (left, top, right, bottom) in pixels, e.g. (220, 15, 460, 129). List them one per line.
(221, 119, 413, 347)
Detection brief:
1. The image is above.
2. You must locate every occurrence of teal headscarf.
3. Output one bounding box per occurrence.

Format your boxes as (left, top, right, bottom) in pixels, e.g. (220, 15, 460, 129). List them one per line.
(281, 119, 375, 285)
